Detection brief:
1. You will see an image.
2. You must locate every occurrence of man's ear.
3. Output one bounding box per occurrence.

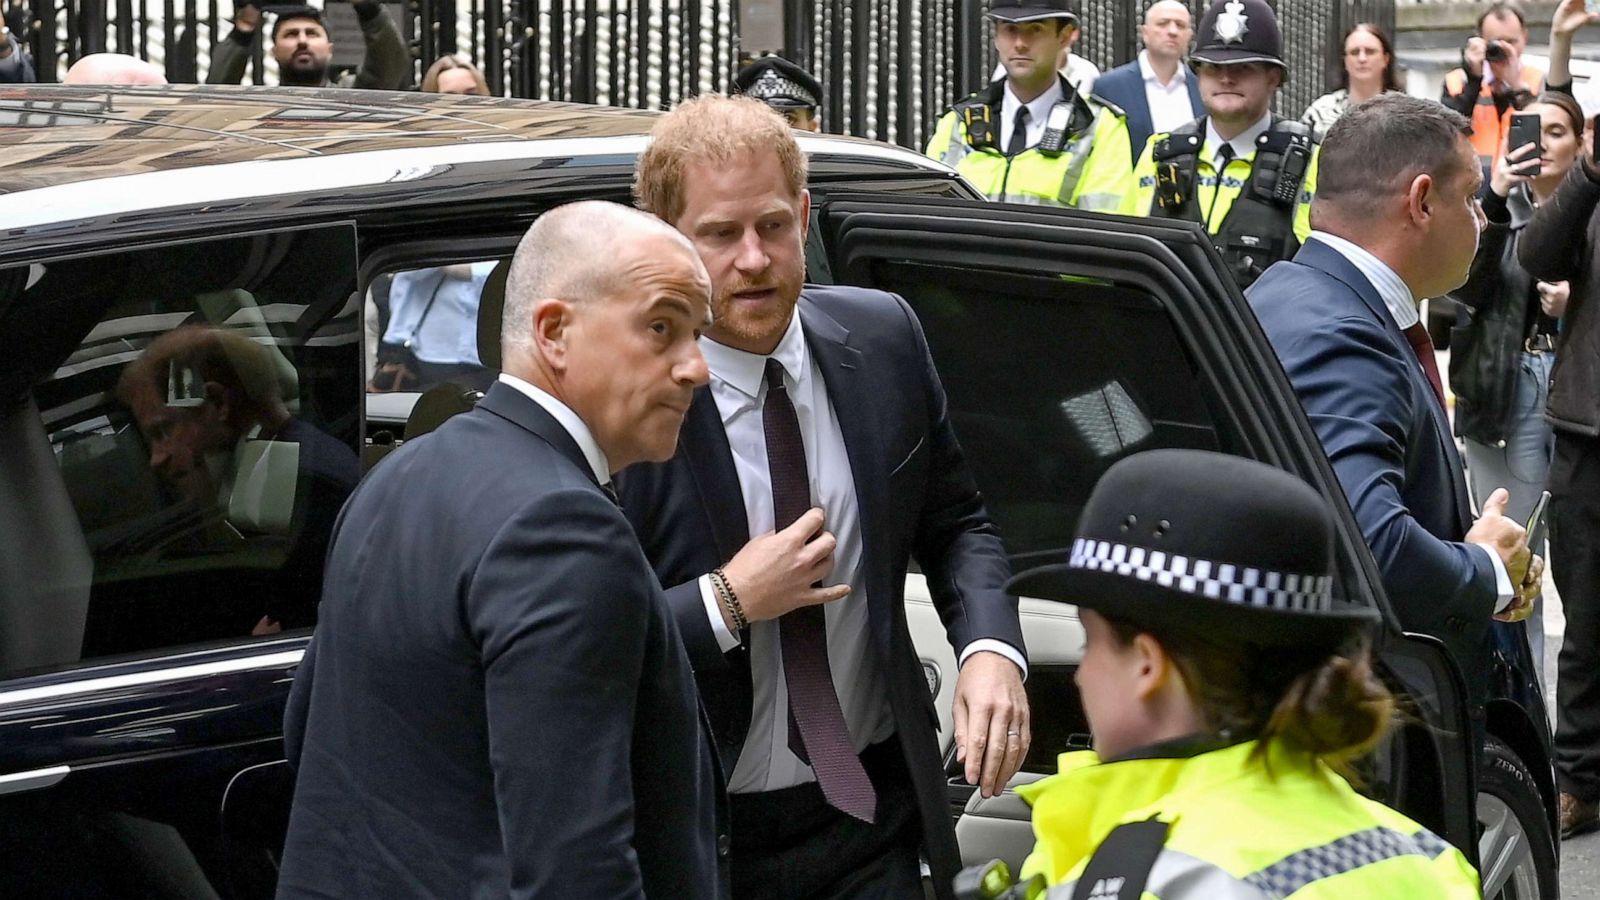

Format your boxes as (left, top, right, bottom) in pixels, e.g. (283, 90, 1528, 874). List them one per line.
(1407, 172, 1435, 225)
(799, 188, 812, 242)
(202, 381, 231, 424)
(532, 298, 575, 372)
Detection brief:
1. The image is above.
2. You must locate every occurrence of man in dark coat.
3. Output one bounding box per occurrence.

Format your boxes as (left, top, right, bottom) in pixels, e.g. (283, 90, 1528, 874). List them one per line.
(624, 94, 1028, 900)
(1248, 93, 1536, 743)
(278, 201, 724, 898)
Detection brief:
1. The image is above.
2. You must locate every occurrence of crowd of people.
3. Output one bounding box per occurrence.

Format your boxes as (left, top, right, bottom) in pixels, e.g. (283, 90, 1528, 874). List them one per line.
(23, 0, 1600, 895)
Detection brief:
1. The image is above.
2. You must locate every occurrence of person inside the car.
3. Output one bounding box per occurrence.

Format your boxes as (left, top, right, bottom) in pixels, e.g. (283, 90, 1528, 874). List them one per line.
(985, 449, 1479, 898)
(117, 325, 359, 634)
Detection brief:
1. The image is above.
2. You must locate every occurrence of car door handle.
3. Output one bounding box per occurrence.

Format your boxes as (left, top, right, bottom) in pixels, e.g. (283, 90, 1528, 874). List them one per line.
(0, 765, 69, 796)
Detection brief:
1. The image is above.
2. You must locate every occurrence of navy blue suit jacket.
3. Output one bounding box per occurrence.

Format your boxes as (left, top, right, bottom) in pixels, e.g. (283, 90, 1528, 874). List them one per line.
(617, 286, 1022, 900)
(279, 383, 722, 899)
(1092, 59, 1204, 165)
(1248, 240, 1499, 700)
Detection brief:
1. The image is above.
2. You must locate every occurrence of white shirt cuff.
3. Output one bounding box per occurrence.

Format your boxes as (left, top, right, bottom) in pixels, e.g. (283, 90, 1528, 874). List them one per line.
(959, 639, 1028, 681)
(1477, 545, 1516, 613)
(699, 574, 742, 652)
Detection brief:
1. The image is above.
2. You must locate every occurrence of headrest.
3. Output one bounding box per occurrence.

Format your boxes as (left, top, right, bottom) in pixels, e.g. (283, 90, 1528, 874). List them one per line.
(476, 259, 511, 372)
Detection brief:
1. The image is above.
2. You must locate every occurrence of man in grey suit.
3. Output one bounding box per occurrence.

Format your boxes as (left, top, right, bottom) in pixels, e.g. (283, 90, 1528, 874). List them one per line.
(278, 201, 724, 898)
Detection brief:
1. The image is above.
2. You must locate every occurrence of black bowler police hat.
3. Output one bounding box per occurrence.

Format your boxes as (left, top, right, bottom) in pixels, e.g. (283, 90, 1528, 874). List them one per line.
(732, 57, 822, 111)
(1190, 0, 1286, 71)
(1007, 450, 1378, 648)
(986, 0, 1077, 26)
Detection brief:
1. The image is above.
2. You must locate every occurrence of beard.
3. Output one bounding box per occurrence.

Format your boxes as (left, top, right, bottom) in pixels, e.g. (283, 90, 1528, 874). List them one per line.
(711, 263, 805, 347)
(279, 52, 332, 86)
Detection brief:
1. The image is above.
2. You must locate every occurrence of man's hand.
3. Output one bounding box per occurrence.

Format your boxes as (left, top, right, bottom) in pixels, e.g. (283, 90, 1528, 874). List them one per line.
(234, 2, 261, 33)
(1539, 281, 1571, 319)
(952, 651, 1029, 799)
(1463, 36, 1487, 77)
(719, 507, 851, 627)
(1467, 487, 1532, 594)
(1497, 553, 1546, 622)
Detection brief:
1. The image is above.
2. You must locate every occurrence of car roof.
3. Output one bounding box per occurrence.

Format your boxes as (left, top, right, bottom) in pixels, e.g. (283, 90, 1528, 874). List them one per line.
(0, 84, 940, 194)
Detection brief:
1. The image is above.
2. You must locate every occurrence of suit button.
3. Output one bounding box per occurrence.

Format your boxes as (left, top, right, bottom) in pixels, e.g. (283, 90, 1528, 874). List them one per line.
(718, 833, 730, 858)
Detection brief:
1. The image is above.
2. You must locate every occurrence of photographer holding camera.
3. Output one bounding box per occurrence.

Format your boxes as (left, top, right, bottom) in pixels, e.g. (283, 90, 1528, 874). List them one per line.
(1441, 2, 1545, 171)
(1518, 89, 1600, 839)
(206, 0, 407, 90)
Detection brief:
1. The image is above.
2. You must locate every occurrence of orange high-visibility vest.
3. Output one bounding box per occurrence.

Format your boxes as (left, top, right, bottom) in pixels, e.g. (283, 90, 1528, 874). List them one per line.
(1444, 65, 1545, 165)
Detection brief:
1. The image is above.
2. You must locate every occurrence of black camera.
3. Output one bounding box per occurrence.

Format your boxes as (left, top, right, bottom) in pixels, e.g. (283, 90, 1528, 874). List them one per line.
(1486, 41, 1508, 64)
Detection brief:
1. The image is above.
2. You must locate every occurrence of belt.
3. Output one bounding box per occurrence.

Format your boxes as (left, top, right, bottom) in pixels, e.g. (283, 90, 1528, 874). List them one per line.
(1526, 333, 1557, 353)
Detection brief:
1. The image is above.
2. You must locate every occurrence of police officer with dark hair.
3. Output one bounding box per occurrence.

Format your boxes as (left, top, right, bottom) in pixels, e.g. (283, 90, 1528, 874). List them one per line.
(925, 0, 1133, 210)
(733, 56, 824, 132)
(1129, 0, 1319, 287)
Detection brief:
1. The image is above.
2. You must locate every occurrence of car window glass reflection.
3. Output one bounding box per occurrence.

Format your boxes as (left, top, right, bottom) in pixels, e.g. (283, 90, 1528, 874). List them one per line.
(366, 261, 498, 394)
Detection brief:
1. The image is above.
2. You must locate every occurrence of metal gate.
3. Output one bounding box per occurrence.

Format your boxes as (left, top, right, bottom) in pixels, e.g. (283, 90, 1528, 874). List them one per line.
(19, 0, 1392, 149)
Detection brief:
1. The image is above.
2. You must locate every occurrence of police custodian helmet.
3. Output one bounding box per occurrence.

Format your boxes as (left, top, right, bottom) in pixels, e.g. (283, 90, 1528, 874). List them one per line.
(985, 0, 1077, 26)
(1190, 0, 1286, 72)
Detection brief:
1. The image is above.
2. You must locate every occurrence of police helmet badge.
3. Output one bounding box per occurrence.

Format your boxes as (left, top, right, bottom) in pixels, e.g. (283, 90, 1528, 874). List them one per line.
(1214, 0, 1248, 44)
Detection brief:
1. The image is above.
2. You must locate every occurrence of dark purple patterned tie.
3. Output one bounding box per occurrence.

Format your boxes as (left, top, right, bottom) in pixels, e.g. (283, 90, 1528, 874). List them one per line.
(763, 358, 877, 823)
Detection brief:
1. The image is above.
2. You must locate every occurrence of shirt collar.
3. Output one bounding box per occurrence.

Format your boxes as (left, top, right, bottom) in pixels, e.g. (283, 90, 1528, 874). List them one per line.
(698, 308, 809, 401)
(1001, 78, 1065, 128)
(1307, 231, 1420, 329)
(1137, 50, 1186, 87)
(1204, 110, 1272, 164)
(495, 372, 612, 482)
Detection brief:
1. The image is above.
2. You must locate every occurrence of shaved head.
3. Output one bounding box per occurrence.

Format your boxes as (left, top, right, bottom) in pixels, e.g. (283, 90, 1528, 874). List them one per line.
(64, 53, 168, 85)
(502, 201, 706, 354)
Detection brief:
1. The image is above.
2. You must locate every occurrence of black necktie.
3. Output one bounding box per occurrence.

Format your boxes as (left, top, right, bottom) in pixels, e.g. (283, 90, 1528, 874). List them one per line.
(1006, 105, 1030, 156)
(600, 481, 620, 508)
(1206, 143, 1236, 226)
(762, 358, 877, 823)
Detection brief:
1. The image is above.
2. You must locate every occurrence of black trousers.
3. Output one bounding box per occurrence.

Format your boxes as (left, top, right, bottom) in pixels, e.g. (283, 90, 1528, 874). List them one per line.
(729, 737, 925, 900)
(1551, 431, 1600, 799)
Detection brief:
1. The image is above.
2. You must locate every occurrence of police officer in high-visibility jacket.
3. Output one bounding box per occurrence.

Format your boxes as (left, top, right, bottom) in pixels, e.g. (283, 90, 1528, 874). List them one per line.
(953, 450, 1480, 900)
(925, 0, 1133, 211)
(1129, 0, 1318, 287)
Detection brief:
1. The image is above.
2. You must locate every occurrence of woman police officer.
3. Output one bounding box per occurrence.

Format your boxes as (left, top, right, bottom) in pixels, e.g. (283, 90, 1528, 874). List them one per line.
(958, 449, 1478, 899)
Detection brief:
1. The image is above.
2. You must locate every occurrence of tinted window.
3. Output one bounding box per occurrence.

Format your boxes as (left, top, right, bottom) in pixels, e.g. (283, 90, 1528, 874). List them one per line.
(873, 261, 1224, 565)
(366, 260, 499, 394)
(0, 226, 361, 678)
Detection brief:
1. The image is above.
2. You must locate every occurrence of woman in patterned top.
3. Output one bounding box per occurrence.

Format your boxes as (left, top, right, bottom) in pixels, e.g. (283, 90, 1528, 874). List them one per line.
(1302, 24, 1401, 135)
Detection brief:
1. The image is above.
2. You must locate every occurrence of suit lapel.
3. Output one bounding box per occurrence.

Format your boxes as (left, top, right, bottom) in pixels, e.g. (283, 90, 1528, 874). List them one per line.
(680, 386, 751, 562)
(475, 382, 599, 487)
(1296, 241, 1475, 532)
(800, 301, 892, 646)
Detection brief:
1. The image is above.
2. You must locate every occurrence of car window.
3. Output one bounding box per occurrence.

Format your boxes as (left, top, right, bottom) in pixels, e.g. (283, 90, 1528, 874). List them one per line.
(366, 260, 500, 395)
(873, 260, 1225, 566)
(0, 226, 360, 679)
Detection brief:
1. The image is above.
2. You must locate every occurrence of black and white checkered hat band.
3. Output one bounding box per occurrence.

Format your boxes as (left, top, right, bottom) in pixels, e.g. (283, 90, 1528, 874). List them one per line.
(747, 72, 818, 108)
(1069, 538, 1334, 613)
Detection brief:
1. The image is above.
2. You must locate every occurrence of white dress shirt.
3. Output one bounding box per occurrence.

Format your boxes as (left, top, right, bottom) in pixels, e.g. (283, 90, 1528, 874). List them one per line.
(695, 312, 1024, 792)
(999, 78, 1064, 154)
(496, 373, 611, 485)
(1204, 110, 1273, 166)
(1138, 50, 1195, 135)
(1306, 232, 1515, 612)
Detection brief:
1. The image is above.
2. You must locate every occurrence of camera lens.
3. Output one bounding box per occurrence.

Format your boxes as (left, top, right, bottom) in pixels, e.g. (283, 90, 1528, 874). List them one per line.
(1486, 42, 1507, 63)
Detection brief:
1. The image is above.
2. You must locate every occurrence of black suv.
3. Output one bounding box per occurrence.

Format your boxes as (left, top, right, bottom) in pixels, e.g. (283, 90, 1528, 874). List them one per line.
(0, 85, 1556, 899)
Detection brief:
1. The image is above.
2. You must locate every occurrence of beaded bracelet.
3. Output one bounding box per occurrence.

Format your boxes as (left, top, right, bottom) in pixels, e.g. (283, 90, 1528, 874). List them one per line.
(711, 567, 748, 632)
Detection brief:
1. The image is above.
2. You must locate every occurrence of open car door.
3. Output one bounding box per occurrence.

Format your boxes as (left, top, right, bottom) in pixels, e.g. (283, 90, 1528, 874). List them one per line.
(816, 196, 1480, 872)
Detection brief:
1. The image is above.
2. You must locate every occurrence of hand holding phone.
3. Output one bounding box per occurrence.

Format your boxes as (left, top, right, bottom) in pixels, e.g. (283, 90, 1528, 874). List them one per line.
(1508, 113, 1543, 176)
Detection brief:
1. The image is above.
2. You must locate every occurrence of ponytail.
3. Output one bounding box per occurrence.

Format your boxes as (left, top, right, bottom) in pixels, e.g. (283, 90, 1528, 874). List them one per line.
(1257, 645, 1396, 779)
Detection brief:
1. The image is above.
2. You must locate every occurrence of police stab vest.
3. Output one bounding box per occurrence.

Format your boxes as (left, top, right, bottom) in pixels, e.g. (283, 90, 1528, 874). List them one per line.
(1150, 117, 1315, 287)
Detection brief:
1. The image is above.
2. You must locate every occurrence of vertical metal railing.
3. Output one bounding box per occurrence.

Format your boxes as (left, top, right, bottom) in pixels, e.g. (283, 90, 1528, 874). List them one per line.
(20, 0, 1392, 150)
